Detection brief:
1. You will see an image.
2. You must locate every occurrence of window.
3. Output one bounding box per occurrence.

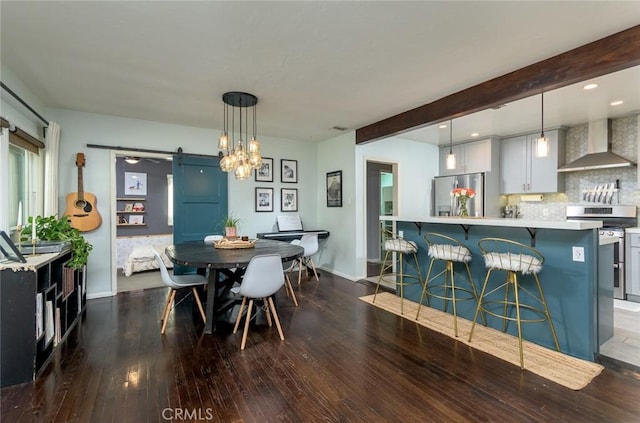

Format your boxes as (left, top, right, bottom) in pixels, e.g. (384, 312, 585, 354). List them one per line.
(1, 131, 43, 232)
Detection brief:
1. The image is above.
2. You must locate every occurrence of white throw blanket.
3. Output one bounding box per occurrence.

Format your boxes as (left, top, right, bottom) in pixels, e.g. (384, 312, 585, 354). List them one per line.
(384, 239, 418, 254)
(483, 252, 542, 274)
(428, 244, 471, 263)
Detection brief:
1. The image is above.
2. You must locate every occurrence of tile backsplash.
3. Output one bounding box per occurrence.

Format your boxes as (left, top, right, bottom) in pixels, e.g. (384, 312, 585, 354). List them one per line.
(508, 114, 639, 220)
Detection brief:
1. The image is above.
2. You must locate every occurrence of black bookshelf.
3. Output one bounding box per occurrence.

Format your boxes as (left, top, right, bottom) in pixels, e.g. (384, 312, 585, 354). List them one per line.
(1, 248, 86, 387)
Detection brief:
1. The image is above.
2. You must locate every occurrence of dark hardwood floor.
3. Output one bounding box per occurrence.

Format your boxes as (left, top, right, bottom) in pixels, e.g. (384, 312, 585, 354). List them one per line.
(2, 272, 640, 422)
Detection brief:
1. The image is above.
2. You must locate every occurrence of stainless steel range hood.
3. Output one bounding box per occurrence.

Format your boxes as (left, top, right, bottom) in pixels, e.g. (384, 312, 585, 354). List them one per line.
(557, 119, 636, 173)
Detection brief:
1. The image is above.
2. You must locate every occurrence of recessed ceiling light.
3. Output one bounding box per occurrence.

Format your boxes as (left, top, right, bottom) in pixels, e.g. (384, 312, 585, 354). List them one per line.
(471, 132, 479, 137)
(438, 124, 447, 129)
(610, 100, 624, 106)
(583, 83, 598, 90)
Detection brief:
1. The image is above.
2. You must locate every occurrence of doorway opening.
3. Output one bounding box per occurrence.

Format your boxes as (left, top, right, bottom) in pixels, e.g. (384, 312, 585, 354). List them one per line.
(365, 160, 397, 284)
(111, 151, 174, 294)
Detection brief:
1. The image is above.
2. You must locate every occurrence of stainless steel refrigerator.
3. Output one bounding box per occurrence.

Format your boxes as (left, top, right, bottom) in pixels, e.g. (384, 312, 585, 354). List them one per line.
(433, 172, 485, 217)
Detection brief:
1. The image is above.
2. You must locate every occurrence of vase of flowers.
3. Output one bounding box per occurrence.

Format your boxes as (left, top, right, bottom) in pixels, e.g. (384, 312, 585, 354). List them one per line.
(450, 187, 476, 217)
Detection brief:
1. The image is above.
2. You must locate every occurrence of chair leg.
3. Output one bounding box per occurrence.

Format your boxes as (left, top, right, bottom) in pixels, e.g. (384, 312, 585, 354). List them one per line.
(233, 297, 247, 334)
(240, 299, 254, 350)
(297, 258, 303, 286)
(512, 273, 525, 369)
(192, 287, 206, 323)
(263, 298, 273, 327)
(284, 273, 299, 306)
(268, 297, 285, 341)
(416, 258, 436, 320)
(448, 261, 459, 337)
(161, 290, 176, 334)
(465, 262, 486, 326)
(469, 269, 493, 342)
(160, 289, 173, 323)
(308, 257, 319, 281)
(373, 250, 392, 303)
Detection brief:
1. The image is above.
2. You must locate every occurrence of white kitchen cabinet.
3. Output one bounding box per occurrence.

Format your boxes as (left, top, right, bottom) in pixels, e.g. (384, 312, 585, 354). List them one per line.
(627, 233, 640, 297)
(439, 137, 498, 176)
(500, 128, 566, 194)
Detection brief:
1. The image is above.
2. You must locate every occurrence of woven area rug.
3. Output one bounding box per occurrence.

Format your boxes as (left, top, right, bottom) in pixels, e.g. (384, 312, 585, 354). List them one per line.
(360, 292, 604, 390)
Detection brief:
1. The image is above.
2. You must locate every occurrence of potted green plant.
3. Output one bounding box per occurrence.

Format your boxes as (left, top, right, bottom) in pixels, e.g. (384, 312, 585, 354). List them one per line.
(22, 215, 93, 269)
(222, 214, 240, 239)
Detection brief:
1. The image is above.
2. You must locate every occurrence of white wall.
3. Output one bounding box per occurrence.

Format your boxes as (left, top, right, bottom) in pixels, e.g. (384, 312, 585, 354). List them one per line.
(1, 65, 47, 138)
(226, 139, 318, 237)
(314, 132, 439, 281)
(316, 131, 357, 279)
(353, 137, 439, 279)
(48, 108, 317, 298)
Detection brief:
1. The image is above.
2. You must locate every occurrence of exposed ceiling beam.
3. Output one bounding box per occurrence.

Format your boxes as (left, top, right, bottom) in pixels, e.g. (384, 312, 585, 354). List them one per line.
(356, 24, 640, 144)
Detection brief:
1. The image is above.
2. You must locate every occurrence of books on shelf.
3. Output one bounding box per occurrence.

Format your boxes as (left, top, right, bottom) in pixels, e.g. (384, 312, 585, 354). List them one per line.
(82, 266, 86, 294)
(36, 293, 43, 340)
(54, 307, 61, 346)
(77, 284, 82, 315)
(45, 300, 54, 345)
(62, 266, 75, 298)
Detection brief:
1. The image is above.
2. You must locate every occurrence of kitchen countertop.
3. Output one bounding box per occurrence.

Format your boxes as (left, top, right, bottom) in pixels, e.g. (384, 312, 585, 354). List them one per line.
(626, 227, 640, 234)
(380, 216, 602, 230)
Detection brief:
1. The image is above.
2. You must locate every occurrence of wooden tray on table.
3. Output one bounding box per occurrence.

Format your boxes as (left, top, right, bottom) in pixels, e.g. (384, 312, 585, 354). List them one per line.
(213, 238, 256, 249)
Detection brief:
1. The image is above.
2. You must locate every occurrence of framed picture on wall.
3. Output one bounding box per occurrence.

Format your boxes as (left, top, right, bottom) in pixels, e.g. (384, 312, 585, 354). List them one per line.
(281, 188, 298, 212)
(255, 187, 274, 212)
(124, 172, 147, 196)
(255, 157, 273, 182)
(326, 170, 342, 207)
(281, 159, 297, 183)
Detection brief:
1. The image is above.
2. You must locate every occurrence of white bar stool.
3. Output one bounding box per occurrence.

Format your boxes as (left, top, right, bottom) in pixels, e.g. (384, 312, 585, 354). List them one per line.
(373, 229, 423, 315)
(468, 237, 560, 369)
(416, 233, 484, 337)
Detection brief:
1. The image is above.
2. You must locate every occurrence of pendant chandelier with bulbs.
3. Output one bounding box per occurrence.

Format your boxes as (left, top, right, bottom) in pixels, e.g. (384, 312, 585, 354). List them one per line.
(217, 91, 262, 180)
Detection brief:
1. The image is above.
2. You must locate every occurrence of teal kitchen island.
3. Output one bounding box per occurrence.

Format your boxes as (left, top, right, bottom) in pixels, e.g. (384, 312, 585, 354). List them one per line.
(380, 216, 614, 362)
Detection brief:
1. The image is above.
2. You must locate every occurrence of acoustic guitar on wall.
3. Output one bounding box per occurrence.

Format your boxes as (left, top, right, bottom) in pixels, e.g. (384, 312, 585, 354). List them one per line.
(64, 152, 102, 232)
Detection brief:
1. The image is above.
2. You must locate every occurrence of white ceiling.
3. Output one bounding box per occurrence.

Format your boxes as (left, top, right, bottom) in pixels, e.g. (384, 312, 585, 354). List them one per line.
(1, 1, 639, 145)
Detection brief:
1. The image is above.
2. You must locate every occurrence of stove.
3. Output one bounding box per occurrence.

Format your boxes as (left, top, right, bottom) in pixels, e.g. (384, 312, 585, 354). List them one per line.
(566, 205, 637, 299)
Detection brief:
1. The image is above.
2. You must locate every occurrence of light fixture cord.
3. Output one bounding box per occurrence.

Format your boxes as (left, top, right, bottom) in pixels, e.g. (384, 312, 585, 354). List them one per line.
(253, 103, 257, 139)
(449, 119, 453, 154)
(540, 92, 545, 137)
(223, 101, 227, 134)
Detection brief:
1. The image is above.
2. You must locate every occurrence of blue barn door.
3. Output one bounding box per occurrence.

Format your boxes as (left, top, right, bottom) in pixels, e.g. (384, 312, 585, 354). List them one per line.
(172, 153, 227, 274)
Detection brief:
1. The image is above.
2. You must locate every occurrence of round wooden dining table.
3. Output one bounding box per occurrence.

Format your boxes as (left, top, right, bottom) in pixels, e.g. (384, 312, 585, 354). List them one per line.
(166, 239, 304, 334)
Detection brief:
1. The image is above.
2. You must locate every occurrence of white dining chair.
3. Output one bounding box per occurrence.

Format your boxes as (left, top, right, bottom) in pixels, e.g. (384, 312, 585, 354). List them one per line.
(152, 249, 208, 334)
(204, 234, 223, 243)
(232, 254, 286, 350)
(290, 233, 319, 286)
